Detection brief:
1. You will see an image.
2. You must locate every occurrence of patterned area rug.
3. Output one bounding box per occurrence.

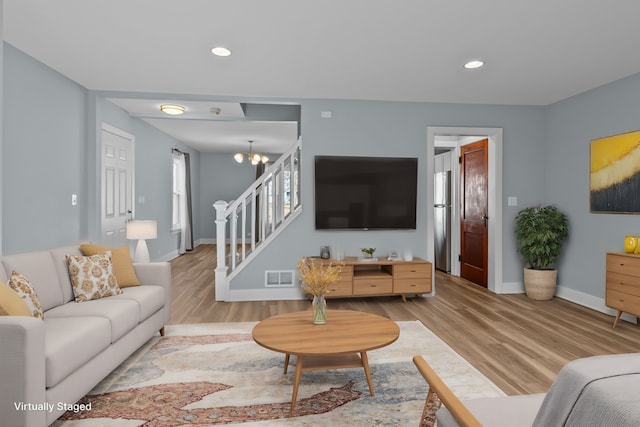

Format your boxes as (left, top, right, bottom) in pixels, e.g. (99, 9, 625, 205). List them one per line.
(53, 321, 504, 426)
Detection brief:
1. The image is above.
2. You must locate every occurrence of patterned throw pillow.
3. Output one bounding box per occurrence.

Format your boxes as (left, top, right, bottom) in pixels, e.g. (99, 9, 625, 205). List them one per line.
(79, 244, 140, 287)
(8, 271, 44, 319)
(66, 252, 123, 302)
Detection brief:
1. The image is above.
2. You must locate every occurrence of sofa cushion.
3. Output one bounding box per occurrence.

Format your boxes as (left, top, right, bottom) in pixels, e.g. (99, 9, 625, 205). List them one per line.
(0, 282, 31, 316)
(111, 285, 165, 321)
(44, 317, 111, 388)
(45, 298, 139, 343)
(436, 393, 546, 427)
(8, 271, 44, 319)
(66, 252, 123, 302)
(80, 244, 141, 288)
(49, 246, 83, 304)
(1, 251, 64, 311)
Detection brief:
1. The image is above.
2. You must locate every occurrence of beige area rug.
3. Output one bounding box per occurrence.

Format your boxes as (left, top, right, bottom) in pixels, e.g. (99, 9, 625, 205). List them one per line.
(53, 320, 504, 426)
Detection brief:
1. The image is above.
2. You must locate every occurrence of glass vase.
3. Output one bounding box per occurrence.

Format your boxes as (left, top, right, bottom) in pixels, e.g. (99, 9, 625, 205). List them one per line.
(312, 294, 327, 325)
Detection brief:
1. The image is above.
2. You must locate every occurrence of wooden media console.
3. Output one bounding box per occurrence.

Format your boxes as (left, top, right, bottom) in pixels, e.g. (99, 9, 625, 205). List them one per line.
(323, 257, 432, 302)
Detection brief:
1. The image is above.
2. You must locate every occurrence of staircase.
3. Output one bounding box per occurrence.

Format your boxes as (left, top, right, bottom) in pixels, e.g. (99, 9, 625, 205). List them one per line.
(213, 139, 302, 301)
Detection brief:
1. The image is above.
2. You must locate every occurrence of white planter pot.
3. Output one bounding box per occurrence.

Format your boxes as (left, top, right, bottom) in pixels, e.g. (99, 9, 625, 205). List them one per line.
(523, 268, 557, 300)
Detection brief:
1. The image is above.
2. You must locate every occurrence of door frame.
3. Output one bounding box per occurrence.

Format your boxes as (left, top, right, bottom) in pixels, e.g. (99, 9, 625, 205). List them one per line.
(427, 126, 504, 294)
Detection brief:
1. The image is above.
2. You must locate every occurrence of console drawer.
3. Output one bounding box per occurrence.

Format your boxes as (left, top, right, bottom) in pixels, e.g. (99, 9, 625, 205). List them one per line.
(326, 280, 353, 297)
(394, 278, 431, 294)
(394, 263, 430, 279)
(354, 278, 393, 295)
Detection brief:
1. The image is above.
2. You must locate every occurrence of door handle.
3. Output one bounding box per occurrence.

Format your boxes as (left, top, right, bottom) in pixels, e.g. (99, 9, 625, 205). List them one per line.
(481, 214, 488, 226)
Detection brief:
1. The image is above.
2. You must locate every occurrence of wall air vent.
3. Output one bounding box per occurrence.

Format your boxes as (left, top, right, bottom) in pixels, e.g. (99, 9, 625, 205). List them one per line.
(265, 270, 295, 288)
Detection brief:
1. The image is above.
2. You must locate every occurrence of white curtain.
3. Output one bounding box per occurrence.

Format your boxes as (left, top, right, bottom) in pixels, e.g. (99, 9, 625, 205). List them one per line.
(174, 152, 190, 254)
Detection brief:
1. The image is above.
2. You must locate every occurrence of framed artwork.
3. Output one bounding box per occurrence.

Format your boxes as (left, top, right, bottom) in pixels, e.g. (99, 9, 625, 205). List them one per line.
(590, 130, 640, 213)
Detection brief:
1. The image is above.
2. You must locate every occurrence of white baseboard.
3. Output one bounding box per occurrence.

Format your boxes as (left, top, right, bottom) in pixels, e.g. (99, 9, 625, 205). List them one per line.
(154, 239, 211, 262)
(556, 285, 637, 324)
(156, 250, 179, 262)
(497, 281, 525, 294)
(497, 280, 637, 325)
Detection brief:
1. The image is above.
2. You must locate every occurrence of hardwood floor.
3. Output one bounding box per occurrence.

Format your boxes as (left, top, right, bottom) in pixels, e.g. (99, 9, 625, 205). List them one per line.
(169, 244, 640, 396)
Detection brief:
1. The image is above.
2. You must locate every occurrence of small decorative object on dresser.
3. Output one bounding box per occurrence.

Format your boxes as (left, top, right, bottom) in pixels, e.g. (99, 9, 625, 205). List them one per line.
(359, 247, 378, 262)
(623, 236, 640, 254)
(320, 245, 331, 259)
(605, 252, 640, 327)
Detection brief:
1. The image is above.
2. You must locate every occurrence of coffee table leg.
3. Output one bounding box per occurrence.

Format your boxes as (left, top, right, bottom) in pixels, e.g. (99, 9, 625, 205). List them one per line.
(290, 355, 304, 413)
(284, 353, 290, 374)
(361, 351, 374, 396)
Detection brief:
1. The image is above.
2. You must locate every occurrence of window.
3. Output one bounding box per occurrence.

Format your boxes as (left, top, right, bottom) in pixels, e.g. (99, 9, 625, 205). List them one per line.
(172, 154, 185, 231)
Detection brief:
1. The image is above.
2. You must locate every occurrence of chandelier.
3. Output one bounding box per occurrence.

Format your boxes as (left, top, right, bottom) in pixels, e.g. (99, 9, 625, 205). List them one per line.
(234, 140, 269, 165)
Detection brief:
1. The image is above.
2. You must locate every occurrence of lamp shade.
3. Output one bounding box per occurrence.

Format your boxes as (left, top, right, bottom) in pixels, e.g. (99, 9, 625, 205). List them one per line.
(126, 220, 158, 240)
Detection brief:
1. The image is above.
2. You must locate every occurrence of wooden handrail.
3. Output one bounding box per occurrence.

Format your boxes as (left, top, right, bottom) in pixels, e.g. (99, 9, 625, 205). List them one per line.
(413, 355, 483, 427)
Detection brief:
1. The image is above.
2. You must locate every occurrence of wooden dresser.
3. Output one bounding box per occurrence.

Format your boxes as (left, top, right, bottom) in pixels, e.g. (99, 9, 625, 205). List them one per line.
(605, 252, 640, 327)
(324, 257, 432, 302)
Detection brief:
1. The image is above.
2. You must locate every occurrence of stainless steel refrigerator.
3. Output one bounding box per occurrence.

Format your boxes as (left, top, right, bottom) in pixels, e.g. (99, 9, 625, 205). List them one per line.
(434, 171, 451, 272)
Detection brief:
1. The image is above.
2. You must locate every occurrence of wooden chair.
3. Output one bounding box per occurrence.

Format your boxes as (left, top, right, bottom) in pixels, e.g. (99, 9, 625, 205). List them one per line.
(413, 355, 482, 427)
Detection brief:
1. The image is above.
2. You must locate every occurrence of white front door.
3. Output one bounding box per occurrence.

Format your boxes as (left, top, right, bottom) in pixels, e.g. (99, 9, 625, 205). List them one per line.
(100, 124, 134, 247)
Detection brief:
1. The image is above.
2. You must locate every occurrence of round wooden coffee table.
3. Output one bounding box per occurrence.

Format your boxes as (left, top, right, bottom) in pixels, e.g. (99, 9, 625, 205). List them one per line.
(252, 309, 400, 413)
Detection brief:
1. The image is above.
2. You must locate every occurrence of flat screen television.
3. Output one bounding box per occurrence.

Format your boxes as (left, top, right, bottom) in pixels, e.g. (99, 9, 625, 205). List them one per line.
(314, 155, 418, 230)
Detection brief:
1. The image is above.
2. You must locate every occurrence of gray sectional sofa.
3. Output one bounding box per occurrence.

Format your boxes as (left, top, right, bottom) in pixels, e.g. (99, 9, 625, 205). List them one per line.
(0, 245, 171, 427)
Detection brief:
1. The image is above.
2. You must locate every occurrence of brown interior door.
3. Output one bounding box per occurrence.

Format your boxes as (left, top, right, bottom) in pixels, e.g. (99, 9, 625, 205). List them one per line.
(460, 139, 489, 287)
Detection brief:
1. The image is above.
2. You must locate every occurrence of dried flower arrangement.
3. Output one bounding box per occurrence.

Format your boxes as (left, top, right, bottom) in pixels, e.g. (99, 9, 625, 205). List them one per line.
(297, 257, 344, 296)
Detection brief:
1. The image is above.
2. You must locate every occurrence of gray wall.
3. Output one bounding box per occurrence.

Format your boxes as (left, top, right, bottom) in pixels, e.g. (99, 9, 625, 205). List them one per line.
(199, 152, 260, 240)
(230, 99, 547, 291)
(3, 44, 86, 253)
(544, 73, 640, 299)
(2, 44, 200, 260)
(4, 38, 640, 306)
(0, 2, 4, 256)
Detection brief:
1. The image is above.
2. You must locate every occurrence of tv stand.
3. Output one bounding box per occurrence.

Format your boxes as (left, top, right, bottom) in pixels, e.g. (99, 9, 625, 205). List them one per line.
(325, 257, 432, 301)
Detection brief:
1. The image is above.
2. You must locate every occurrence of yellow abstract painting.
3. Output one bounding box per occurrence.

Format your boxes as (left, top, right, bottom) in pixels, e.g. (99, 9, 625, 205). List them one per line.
(590, 130, 640, 213)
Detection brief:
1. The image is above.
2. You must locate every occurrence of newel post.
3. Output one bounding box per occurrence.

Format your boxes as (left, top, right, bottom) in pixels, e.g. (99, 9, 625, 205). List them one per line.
(214, 200, 229, 301)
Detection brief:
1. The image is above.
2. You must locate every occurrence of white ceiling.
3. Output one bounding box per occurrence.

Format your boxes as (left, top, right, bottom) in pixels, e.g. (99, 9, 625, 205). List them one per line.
(106, 98, 299, 154)
(5, 1, 640, 151)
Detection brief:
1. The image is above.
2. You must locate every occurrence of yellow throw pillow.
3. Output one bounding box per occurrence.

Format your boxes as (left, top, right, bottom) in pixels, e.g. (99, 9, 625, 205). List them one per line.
(66, 252, 123, 302)
(0, 281, 32, 317)
(80, 244, 140, 287)
(8, 272, 44, 319)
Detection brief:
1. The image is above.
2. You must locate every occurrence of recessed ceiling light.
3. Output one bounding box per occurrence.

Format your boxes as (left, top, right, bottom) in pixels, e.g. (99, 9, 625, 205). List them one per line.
(160, 104, 185, 115)
(464, 60, 485, 69)
(211, 46, 232, 57)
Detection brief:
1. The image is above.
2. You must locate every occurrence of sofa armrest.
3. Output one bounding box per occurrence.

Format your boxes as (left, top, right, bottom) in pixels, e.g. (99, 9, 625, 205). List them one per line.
(413, 355, 482, 427)
(134, 262, 172, 324)
(0, 316, 46, 427)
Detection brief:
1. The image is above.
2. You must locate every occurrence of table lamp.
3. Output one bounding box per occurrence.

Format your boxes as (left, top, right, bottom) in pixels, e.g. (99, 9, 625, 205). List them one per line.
(126, 220, 157, 263)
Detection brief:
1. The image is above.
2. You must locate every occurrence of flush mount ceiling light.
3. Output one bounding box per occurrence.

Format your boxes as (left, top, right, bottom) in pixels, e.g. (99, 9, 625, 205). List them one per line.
(464, 60, 485, 70)
(234, 140, 269, 165)
(160, 104, 185, 115)
(211, 46, 232, 57)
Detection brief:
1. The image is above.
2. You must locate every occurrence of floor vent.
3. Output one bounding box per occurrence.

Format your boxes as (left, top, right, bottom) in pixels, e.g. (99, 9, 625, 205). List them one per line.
(265, 270, 295, 287)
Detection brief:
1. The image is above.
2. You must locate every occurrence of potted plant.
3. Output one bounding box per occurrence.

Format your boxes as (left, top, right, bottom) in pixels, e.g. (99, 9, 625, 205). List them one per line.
(361, 247, 376, 258)
(515, 205, 569, 300)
